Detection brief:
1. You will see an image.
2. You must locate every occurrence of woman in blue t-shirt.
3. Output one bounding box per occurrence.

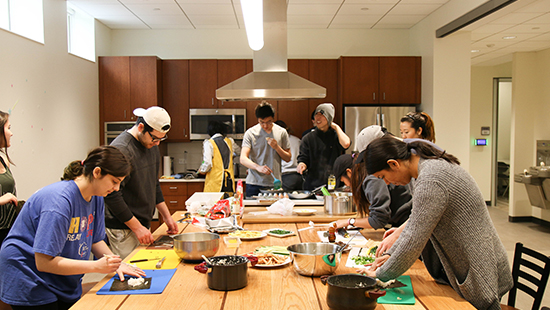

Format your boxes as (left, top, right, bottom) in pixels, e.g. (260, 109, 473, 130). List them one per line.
(0, 146, 146, 310)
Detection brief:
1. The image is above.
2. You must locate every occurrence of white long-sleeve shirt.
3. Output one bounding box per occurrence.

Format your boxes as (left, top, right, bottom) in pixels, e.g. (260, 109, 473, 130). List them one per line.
(198, 134, 241, 173)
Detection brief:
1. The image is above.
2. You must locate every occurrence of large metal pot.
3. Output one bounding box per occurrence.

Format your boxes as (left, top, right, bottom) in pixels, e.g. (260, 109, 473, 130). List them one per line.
(324, 192, 356, 215)
(320, 274, 386, 310)
(206, 255, 249, 291)
(173, 232, 220, 261)
(287, 243, 341, 276)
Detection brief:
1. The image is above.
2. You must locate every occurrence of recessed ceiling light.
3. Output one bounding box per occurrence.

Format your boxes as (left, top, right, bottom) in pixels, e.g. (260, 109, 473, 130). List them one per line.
(532, 27, 540, 30)
(471, 49, 480, 53)
(486, 43, 495, 48)
(360, 7, 369, 11)
(153, 8, 160, 11)
(502, 36, 516, 40)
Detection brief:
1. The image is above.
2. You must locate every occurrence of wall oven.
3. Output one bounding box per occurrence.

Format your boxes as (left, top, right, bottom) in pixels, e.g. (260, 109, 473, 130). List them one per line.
(189, 109, 246, 140)
(104, 121, 134, 145)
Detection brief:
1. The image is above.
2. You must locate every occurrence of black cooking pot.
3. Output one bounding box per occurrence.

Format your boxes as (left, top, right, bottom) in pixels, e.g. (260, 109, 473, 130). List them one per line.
(321, 274, 386, 310)
(205, 255, 249, 291)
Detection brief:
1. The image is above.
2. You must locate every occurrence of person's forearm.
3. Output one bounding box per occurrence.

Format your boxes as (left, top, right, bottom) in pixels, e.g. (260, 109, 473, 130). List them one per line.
(240, 154, 259, 171)
(124, 216, 146, 232)
(333, 123, 351, 149)
(156, 201, 172, 221)
(35, 253, 100, 276)
(276, 147, 291, 162)
(91, 241, 114, 259)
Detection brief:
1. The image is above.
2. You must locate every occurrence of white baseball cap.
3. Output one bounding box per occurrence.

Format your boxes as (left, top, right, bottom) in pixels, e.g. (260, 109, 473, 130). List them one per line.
(355, 125, 385, 152)
(133, 106, 171, 134)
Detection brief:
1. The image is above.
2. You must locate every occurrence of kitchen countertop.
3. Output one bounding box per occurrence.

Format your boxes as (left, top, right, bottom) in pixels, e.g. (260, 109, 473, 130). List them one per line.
(159, 178, 246, 183)
(74, 211, 476, 310)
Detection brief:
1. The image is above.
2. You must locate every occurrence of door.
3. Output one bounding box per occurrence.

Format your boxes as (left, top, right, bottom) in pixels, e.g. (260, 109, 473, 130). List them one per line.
(344, 106, 380, 152)
(379, 106, 416, 137)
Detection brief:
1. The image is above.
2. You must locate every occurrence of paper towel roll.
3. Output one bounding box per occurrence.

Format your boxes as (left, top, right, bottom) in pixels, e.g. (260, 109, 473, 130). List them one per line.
(163, 156, 171, 176)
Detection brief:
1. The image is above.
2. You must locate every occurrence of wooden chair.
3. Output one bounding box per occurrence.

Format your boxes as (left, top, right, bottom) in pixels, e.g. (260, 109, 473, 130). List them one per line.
(504, 242, 550, 310)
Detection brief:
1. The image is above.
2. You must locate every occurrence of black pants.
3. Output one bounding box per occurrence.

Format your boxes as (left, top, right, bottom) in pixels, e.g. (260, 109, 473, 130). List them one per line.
(282, 173, 303, 192)
(11, 299, 77, 310)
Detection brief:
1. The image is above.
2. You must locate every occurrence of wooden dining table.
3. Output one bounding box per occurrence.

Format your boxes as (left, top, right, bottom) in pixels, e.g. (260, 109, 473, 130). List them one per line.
(72, 210, 476, 310)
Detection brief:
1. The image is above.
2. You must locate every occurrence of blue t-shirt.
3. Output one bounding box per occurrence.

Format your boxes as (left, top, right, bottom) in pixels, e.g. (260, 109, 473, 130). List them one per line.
(0, 181, 105, 306)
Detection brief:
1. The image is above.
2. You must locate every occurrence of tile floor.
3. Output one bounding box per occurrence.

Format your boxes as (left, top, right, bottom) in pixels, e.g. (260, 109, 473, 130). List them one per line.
(83, 198, 550, 309)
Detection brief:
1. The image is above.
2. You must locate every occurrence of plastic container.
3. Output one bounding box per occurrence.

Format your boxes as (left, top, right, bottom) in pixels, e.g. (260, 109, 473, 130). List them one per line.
(223, 236, 241, 248)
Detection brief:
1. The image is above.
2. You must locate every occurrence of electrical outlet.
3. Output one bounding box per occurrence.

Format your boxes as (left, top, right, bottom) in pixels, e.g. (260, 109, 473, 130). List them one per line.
(178, 158, 185, 164)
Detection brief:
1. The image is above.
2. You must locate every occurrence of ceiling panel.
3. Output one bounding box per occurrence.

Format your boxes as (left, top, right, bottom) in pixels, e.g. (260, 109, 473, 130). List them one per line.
(388, 4, 442, 15)
(178, 3, 236, 15)
(490, 12, 545, 25)
(288, 4, 341, 15)
(377, 14, 425, 26)
(123, 3, 185, 15)
(337, 3, 395, 15)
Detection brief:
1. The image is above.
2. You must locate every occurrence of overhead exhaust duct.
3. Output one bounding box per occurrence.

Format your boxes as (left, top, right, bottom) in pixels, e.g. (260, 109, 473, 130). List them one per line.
(216, 0, 326, 101)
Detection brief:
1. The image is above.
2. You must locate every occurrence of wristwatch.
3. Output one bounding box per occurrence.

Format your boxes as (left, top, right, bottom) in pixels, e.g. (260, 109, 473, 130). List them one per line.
(348, 218, 356, 227)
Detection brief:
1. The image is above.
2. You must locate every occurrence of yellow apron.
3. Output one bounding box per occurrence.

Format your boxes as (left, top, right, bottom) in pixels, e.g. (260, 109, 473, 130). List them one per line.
(204, 137, 235, 194)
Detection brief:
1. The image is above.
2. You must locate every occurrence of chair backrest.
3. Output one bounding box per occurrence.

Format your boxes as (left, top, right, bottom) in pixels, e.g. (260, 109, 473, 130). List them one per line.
(508, 242, 550, 310)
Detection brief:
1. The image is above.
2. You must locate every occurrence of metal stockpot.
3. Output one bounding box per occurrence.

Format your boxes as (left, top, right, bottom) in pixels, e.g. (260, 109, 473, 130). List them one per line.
(287, 243, 341, 276)
(324, 192, 356, 215)
(320, 274, 386, 310)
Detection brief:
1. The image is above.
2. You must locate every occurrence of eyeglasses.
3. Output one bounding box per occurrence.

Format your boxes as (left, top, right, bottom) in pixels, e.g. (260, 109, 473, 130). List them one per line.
(259, 120, 273, 126)
(148, 131, 167, 142)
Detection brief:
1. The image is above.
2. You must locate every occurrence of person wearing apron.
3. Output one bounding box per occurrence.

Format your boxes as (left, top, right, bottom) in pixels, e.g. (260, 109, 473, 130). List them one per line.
(200, 121, 240, 196)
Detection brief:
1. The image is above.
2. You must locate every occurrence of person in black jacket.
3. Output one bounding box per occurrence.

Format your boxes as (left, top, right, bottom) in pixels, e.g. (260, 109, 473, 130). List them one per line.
(296, 103, 351, 190)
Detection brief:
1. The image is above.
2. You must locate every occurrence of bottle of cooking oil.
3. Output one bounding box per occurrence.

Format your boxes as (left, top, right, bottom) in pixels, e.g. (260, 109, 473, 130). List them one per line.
(327, 173, 336, 190)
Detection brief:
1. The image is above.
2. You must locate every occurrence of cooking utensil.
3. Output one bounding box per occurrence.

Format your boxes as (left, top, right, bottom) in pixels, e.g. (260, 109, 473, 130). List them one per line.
(173, 232, 220, 261)
(321, 186, 331, 196)
(201, 255, 213, 265)
(336, 229, 362, 253)
(203, 255, 250, 291)
(271, 173, 282, 190)
(129, 257, 161, 263)
(287, 243, 341, 276)
(320, 274, 386, 310)
(324, 191, 356, 215)
(287, 190, 313, 199)
(155, 256, 166, 269)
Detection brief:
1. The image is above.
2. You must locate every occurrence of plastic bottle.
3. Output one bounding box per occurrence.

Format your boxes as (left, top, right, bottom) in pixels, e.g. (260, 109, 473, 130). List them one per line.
(236, 180, 244, 217)
(327, 173, 336, 190)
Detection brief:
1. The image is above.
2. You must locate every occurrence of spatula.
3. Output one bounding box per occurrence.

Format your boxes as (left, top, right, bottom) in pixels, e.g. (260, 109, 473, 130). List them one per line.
(271, 173, 282, 190)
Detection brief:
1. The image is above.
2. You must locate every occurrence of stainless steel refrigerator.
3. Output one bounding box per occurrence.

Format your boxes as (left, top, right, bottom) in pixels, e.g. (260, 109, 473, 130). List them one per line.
(344, 105, 416, 152)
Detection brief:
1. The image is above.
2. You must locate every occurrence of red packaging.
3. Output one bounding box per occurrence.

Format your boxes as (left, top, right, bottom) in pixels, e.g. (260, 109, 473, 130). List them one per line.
(206, 199, 231, 220)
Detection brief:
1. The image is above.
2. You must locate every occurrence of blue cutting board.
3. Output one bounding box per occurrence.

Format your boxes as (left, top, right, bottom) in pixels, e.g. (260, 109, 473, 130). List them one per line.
(377, 275, 415, 305)
(96, 269, 176, 295)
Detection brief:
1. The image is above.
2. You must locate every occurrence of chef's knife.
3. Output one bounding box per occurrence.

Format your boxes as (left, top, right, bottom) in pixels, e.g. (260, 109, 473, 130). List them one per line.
(129, 257, 161, 263)
(156, 256, 166, 269)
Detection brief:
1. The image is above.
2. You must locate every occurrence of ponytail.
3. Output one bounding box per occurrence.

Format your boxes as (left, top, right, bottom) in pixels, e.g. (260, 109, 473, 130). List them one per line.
(400, 112, 436, 143)
(365, 136, 459, 175)
(61, 146, 131, 181)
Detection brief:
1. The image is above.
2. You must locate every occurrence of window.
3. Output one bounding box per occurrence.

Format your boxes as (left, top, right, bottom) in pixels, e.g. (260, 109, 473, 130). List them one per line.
(0, 0, 44, 44)
(67, 2, 95, 62)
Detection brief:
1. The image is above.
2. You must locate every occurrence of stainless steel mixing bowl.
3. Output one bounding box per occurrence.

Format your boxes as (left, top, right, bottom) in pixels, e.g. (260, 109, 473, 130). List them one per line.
(173, 232, 220, 260)
(287, 243, 341, 276)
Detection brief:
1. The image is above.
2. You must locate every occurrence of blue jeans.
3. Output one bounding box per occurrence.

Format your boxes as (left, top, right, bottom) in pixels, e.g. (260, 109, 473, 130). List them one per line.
(245, 184, 270, 198)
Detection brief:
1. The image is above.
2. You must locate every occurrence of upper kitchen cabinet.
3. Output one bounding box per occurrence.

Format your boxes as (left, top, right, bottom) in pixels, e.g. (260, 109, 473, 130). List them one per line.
(217, 59, 251, 109)
(277, 59, 312, 138)
(163, 60, 190, 142)
(378, 57, 421, 104)
(99, 56, 163, 122)
(308, 59, 339, 129)
(189, 59, 218, 108)
(339, 56, 421, 105)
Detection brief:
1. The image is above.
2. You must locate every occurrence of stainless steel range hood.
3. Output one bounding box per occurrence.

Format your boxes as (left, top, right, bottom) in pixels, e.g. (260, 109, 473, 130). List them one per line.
(216, 0, 326, 101)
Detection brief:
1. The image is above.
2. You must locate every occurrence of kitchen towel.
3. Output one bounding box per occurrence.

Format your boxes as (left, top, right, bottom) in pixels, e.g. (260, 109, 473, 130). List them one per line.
(377, 275, 415, 305)
(97, 269, 177, 295)
(163, 156, 171, 176)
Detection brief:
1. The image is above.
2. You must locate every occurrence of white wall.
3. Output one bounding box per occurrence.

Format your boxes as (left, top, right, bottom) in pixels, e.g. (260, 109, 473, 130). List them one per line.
(0, 0, 110, 199)
(497, 81, 512, 161)
(108, 28, 412, 59)
(470, 63, 512, 200)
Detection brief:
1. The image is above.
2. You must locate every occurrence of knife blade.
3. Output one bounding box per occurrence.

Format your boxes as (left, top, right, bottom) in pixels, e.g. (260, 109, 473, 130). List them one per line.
(156, 256, 166, 269)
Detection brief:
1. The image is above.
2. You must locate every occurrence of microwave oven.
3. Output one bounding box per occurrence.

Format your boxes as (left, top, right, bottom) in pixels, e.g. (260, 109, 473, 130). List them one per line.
(189, 109, 246, 140)
(104, 121, 134, 145)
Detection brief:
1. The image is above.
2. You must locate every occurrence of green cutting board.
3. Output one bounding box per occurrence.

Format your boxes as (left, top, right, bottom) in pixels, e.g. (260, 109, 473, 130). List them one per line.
(377, 275, 415, 305)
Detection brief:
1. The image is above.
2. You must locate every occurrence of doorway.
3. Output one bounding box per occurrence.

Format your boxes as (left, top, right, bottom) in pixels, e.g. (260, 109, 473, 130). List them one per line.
(491, 78, 512, 208)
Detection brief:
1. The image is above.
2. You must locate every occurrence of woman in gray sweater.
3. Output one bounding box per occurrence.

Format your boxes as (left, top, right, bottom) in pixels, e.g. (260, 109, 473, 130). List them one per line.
(359, 136, 513, 310)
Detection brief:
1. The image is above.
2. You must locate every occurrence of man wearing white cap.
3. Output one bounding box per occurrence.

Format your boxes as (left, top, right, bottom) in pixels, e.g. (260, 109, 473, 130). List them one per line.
(104, 106, 178, 259)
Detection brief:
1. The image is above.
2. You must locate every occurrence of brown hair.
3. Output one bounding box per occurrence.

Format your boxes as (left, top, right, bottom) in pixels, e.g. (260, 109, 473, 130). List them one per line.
(365, 136, 459, 175)
(400, 112, 436, 143)
(0, 111, 13, 165)
(62, 146, 131, 181)
(350, 161, 370, 218)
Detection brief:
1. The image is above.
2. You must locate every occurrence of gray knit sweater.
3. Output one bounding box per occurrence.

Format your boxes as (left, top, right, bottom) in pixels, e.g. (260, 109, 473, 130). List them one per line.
(376, 158, 513, 310)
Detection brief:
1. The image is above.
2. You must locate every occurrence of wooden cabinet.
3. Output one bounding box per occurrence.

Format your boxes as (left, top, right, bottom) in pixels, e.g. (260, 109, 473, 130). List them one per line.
(163, 60, 190, 142)
(160, 182, 188, 217)
(99, 56, 162, 122)
(309, 59, 340, 129)
(217, 59, 251, 109)
(189, 59, 218, 108)
(339, 56, 421, 105)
